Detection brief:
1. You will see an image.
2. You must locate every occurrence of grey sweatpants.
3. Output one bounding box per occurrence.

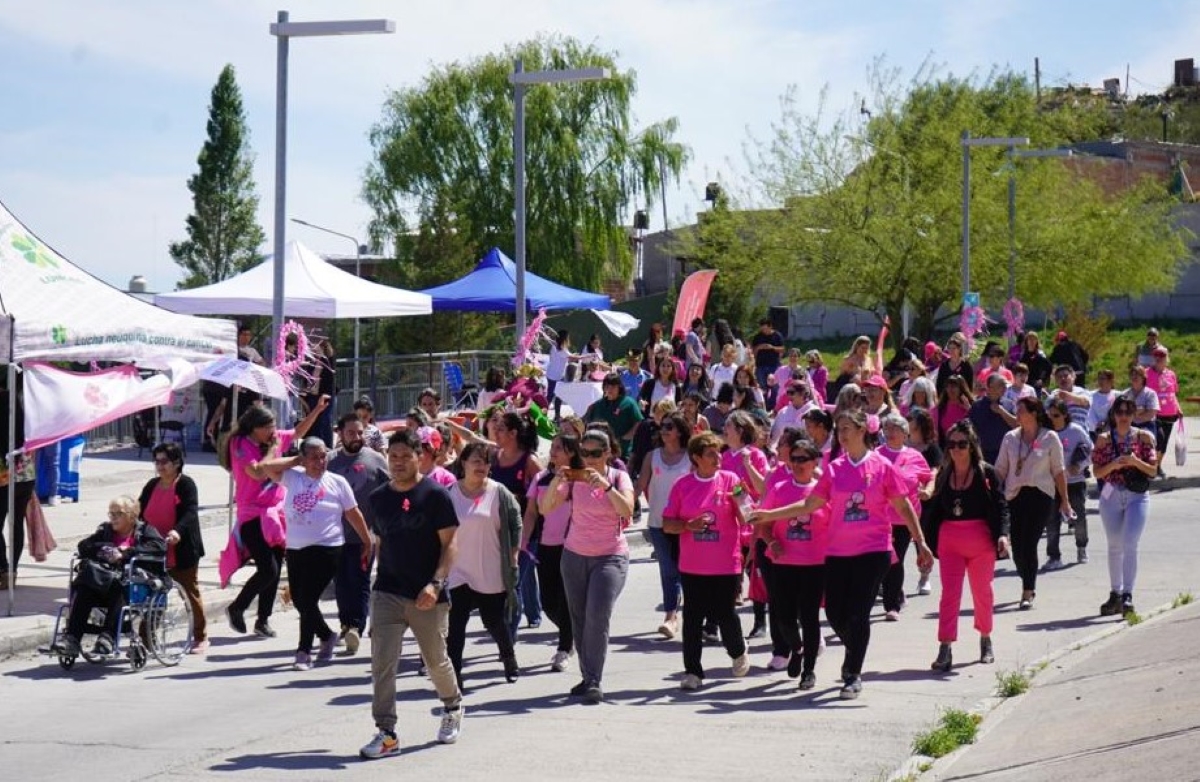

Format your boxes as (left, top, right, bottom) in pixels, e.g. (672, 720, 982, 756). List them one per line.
(560, 550, 628, 687)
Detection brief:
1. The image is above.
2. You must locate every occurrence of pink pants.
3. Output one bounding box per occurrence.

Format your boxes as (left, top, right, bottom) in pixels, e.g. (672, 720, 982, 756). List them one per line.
(937, 520, 996, 643)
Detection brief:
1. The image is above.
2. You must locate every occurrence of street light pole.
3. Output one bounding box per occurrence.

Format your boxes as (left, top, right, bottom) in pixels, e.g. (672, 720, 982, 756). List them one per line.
(509, 61, 611, 349)
(1006, 147, 1074, 300)
(268, 12, 394, 365)
(961, 133, 1030, 306)
(291, 218, 366, 402)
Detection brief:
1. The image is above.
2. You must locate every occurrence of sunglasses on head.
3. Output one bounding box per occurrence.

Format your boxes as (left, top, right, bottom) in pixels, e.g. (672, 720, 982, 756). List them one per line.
(946, 439, 971, 450)
(580, 447, 607, 458)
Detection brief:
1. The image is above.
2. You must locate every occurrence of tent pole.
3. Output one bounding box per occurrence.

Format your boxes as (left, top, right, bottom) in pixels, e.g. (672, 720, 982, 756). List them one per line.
(227, 391, 240, 533)
(6, 361, 16, 616)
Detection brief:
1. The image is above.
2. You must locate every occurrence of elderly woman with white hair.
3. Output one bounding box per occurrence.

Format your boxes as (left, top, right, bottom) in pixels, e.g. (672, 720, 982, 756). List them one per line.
(876, 413, 935, 621)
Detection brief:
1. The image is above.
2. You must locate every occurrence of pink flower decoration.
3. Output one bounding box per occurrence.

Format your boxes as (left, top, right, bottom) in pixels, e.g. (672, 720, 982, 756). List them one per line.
(866, 414, 881, 434)
(402, 498, 411, 512)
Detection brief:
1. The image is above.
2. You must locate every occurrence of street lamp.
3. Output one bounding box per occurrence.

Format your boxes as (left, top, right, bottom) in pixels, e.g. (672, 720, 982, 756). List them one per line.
(961, 132, 1029, 307)
(1004, 147, 1074, 300)
(291, 218, 368, 402)
(268, 11, 393, 366)
(510, 60, 611, 348)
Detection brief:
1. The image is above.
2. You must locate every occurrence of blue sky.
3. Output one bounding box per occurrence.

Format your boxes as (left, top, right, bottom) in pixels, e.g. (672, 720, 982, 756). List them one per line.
(0, 1, 1194, 291)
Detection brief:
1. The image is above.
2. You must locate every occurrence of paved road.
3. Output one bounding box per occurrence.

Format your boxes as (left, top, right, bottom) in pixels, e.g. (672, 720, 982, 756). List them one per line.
(3, 483, 1200, 781)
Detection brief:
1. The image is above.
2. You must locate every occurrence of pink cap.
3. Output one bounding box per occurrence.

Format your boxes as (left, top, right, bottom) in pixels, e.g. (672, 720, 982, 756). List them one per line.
(863, 374, 888, 390)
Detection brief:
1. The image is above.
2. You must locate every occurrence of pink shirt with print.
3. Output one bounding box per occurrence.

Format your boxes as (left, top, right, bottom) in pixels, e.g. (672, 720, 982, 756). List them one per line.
(720, 446, 769, 500)
(1147, 366, 1181, 417)
(663, 470, 744, 576)
(812, 450, 908, 557)
(761, 475, 829, 566)
(563, 468, 632, 557)
(532, 472, 573, 547)
(876, 445, 932, 526)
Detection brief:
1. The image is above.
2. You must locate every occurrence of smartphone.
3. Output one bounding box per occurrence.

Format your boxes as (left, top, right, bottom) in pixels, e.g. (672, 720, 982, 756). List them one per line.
(564, 468, 590, 481)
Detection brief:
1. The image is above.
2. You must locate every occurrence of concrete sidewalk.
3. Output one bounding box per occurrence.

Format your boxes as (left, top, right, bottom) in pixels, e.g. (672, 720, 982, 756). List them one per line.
(933, 600, 1200, 781)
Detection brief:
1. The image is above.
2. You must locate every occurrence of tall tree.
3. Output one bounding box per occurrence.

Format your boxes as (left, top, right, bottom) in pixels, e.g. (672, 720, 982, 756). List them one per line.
(363, 35, 689, 294)
(684, 62, 1191, 344)
(170, 64, 266, 289)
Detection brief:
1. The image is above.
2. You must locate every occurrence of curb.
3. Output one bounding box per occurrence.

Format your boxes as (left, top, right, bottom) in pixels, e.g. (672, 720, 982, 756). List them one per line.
(897, 597, 1190, 780)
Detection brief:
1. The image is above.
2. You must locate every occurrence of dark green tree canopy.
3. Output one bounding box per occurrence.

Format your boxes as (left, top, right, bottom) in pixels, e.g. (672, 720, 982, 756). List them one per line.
(170, 64, 266, 289)
(363, 36, 689, 293)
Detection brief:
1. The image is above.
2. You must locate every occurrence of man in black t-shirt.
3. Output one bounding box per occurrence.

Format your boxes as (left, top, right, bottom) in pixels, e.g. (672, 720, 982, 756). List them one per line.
(360, 429, 463, 760)
(751, 318, 784, 389)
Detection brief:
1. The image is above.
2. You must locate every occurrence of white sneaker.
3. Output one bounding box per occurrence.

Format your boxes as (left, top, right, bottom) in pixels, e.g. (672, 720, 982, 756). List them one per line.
(917, 575, 932, 595)
(360, 729, 400, 760)
(1043, 558, 1065, 572)
(46, 496, 60, 507)
(293, 651, 312, 671)
(550, 650, 571, 672)
(680, 673, 702, 690)
(657, 616, 678, 639)
(767, 654, 789, 671)
(437, 706, 463, 744)
(344, 627, 361, 655)
(731, 653, 751, 678)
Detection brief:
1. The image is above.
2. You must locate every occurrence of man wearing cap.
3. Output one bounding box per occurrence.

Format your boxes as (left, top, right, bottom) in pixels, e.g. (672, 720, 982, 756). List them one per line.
(1049, 330, 1089, 386)
(618, 350, 652, 401)
(751, 317, 785, 389)
(1135, 327, 1164, 369)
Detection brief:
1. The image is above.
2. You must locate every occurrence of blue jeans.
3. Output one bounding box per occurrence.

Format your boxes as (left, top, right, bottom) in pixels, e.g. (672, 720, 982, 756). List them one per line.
(335, 538, 373, 633)
(507, 543, 542, 640)
(647, 527, 681, 613)
(1099, 485, 1149, 594)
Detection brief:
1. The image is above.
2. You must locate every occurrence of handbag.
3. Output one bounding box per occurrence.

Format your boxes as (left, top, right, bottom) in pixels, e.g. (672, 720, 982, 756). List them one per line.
(74, 559, 120, 594)
(1175, 418, 1188, 467)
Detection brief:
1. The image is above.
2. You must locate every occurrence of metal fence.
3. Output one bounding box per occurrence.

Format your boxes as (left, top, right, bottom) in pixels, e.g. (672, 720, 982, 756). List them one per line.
(333, 350, 511, 419)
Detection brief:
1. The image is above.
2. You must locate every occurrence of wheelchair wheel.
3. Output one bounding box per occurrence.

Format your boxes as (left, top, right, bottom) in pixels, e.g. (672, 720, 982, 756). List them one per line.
(58, 654, 76, 671)
(147, 581, 193, 666)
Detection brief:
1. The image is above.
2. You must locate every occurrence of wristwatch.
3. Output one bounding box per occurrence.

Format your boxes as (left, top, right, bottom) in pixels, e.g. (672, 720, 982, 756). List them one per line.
(429, 578, 447, 592)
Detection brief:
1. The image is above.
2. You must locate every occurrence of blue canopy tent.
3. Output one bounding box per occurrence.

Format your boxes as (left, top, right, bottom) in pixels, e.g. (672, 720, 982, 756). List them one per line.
(418, 247, 611, 312)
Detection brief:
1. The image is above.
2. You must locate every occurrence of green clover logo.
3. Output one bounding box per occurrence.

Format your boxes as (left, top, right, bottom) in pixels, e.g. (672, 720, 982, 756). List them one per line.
(50, 325, 67, 345)
(12, 234, 59, 269)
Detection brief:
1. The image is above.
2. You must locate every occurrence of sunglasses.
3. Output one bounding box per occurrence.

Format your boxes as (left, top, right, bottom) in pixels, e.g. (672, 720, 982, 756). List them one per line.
(789, 454, 816, 464)
(580, 448, 607, 458)
(946, 440, 971, 450)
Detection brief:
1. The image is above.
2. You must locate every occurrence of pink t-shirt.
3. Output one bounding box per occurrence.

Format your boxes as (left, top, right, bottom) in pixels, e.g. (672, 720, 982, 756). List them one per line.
(720, 446, 769, 500)
(531, 472, 572, 547)
(761, 475, 829, 566)
(142, 483, 179, 568)
(812, 450, 908, 557)
(427, 465, 458, 489)
(231, 432, 295, 523)
(1148, 367, 1181, 417)
(563, 468, 632, 557)
(876, 445, 932, 526)
(663, 470, 744, 576)
(938, 402, 969, 440)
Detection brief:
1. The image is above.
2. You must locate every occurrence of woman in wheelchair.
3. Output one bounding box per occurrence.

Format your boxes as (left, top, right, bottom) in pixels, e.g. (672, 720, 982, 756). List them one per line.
(54, 496, 166, 657)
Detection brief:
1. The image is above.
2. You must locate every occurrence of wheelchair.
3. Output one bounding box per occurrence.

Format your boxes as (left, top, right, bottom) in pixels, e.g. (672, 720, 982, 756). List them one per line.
(41, 555, 193, 671)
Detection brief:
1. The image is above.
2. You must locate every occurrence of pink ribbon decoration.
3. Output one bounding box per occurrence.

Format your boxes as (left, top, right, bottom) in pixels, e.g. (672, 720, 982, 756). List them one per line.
(1002, 298, 1025, 342)
(959, 306, 991, 352)
(512, 308, 549, 368)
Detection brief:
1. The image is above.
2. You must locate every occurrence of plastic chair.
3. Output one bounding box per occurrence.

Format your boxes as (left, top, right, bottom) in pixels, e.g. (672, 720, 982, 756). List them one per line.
(442, 362, 477, 411)
(158, 420, 187, 456)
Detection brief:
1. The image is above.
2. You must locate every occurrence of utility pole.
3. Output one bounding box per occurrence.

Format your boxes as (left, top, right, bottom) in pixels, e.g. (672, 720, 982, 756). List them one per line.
(1035, 57, 1042, 106)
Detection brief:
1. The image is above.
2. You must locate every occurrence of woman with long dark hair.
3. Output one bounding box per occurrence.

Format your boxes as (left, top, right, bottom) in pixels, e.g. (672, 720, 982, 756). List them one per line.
(533, 433, 583, 671)
(993, 397, 1072, 610)
(748, 410, 932, 700)
(924, 420, 1010, 672)
(490, 411, 543, 639)
(641, 356, 682, 414)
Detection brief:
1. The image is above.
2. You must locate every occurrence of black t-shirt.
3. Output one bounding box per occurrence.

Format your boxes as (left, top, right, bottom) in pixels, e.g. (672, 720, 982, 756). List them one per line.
(751, 331, 784, 371)
(368, 477, 457, 602)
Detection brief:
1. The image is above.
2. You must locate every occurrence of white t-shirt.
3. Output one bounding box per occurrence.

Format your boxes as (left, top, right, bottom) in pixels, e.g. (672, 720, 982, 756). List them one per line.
(646, 448, 692, 529)
(447, 481, 505, 594)
(546, 345, 570, 382)
(280, 469, 356, 549)
(708, 362, 737, 392)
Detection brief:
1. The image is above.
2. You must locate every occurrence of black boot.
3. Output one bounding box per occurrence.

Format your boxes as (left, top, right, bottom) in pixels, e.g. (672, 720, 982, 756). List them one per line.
(503, 655, 520, 683)
(980, 636, 995, 665)
(931, 643, 953, 672)
(1121, 593, 1135, 615)
(1099, 591, 1122, 617)
(747, 602, 767, 639)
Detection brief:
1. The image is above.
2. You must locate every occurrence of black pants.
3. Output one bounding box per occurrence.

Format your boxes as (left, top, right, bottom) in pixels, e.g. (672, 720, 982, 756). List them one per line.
(824, 552, 890, 680)
(536, 544, 573, 653)
(286, 545, 341, 653)
(335, 538, 373, 633)
(446, 584, 516, 678)
(0, 480, 34, 573)
(231, 518, 284, 623)
(1009, 487, 1053, 591)
(67, 582, 124, 640)
(755, 541, 789, 656)
(881, 525, 913, 613)
(1156, 414, 1179, 456)
(1047, 482, 1088, 558)
(681, 573, 746, 678)
(770, 563, 825, 675)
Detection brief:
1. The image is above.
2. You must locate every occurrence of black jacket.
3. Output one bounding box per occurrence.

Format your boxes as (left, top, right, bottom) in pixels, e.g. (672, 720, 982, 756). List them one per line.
(137, 474, 203, 570)
(78, 521, 168, 574)
(922, 463, 1010, 558)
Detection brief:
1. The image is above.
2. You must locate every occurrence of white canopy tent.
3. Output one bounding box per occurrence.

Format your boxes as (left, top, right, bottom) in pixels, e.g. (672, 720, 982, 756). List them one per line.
(0, 199, 238, 614)
(153, 240, 432, 318)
